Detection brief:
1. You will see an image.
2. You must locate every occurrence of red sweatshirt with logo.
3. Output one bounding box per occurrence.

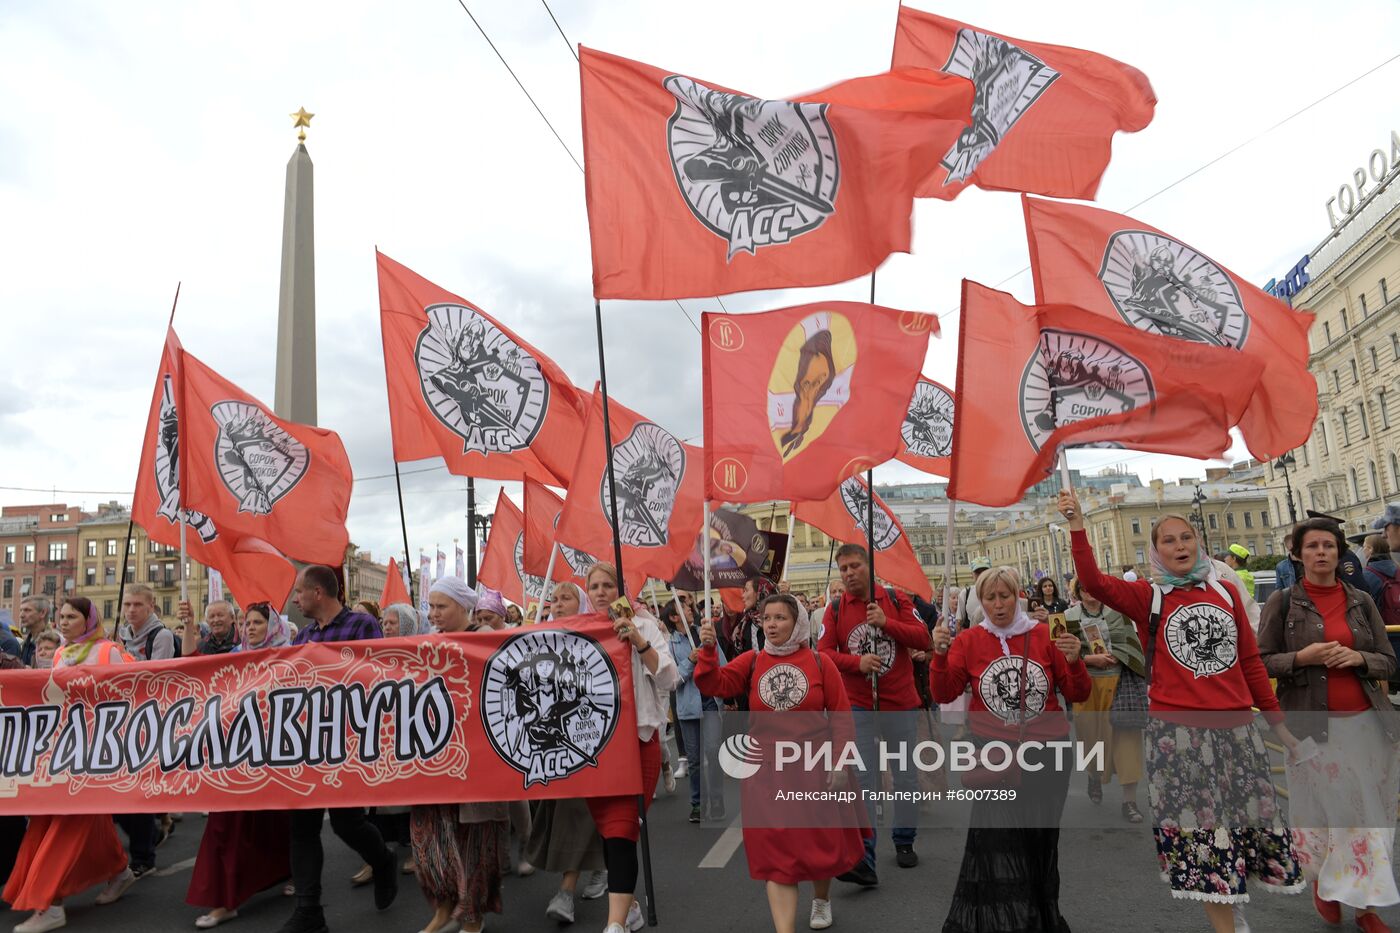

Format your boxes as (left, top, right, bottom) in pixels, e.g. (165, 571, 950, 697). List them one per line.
(817, 587, 928, 710)
(930, 623, 1090, 741)
(1070, 529, 1282, 725)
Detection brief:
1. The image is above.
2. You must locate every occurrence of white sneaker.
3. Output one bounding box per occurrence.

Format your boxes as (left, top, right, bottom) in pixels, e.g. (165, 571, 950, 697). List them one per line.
(662, 762, 676, 794)
(545, 889, 575, 923)
(95, 867, 136, 905)
(1231, 904, 1250, 933)
(581, 871, 607, 900)
(516, 860, 535, 877)
(674, 758, 688, 779)
(14, 907, 65, 933)
(626, 900, 645, 932)
(809, 898, 833, 930)
(603, 926, 626, 933)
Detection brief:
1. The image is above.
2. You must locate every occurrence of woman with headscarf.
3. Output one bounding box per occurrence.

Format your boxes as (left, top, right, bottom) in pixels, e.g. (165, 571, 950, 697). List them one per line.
(526, 580, 608, 924)
(411, 577, 508, 933)
(473, 588, 509, 632)
(186, 602, 293, 928)
(1059, 487, 1303, 933)
(930, 567, 1090, 933)
(582, 563, 678, 933)
(695, 592, 864, 931)
(5, 597, 134, 932)
(381, 603, 421, 639)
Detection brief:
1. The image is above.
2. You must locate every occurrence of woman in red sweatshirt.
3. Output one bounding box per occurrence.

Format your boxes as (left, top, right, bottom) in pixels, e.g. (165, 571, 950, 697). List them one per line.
(696, 593, 866, 933)
(1058, 487, 1303, 933)
(930, 565, 1090, 933)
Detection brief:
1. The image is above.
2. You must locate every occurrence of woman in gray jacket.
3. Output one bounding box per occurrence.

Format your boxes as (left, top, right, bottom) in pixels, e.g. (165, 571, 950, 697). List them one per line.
(1257, 517, 1398, 933)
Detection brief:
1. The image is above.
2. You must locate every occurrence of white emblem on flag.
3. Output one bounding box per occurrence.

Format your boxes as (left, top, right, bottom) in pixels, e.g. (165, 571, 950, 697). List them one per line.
(837, 478, 900, 552)
(940, 29, 1060, 184)
(1162, 602, 1238, 678)
(902, 381, 954, 459)
(415, 304, 550, 455)
(602, 423, 685, 549)
(664, 75, 839, 260)
(1098, 231, 1249, 349)
(153, 374, 218, 543)
(514, 531, 545, 599)
(1018, 330, 1155, 452)
(211, 401, 311, 514)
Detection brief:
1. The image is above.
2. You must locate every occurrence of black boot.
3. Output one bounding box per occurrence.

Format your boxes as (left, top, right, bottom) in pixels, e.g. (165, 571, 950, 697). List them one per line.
(276, 906, 328, 933)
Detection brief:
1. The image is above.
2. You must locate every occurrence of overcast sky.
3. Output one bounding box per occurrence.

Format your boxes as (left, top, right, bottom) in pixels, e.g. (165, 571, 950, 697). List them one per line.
(2, 0, 1396, 570)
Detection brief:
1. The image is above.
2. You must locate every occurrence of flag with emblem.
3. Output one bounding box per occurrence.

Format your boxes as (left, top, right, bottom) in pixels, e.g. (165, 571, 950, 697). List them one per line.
(380, 556, 412, 609)
(893, 7, 1155, 201)
(581, 46, 973, 299)
(792, 475, 930, 599)
(1022, 196, 1317, 458)
(702, 302, 935, 503)
(378, 251, 587, 485)
(555, 387, 704, 590)
(131, 327, 297, 609)
(896, 376, 956, 477)
(175, 347, 353, 567)
(947, 281, 1265, 507)
(478, 493, 546, 608)
(522, 478, 600, 586)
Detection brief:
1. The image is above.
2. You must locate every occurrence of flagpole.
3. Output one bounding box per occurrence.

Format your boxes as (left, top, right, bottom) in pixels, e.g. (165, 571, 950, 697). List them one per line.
(781, 505, 795, 583)
(594, 297, 656, 927)
(866, 269, 879, 712)
(539, 544, 559, 620)
(466, 479, 478, 587)
(702, 501, 713, 627)
(393, 461, 414, 607)
(1057, 447, 1073, 492)
(940, 496, 956, 628)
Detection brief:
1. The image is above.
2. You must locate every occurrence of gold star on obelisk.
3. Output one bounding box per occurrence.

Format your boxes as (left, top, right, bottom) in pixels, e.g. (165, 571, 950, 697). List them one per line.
(290, 107, 315, 143)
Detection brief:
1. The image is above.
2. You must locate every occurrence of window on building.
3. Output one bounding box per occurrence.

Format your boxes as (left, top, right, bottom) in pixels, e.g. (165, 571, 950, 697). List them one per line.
(1381, 389, 1392, 430)
(1226, 512, 1236, 530)
(1350, 468, 1362, 504)
(1383, 278, 1390, 304)
(1323, 321, 1332, 344)
(1359, 401, 1371, 438)
(1371, 346, 1381, 372)
(1208, 514, 1218, 530)
(1244, 512, 1253, 528)
(1391, 453, 1400, 495)
(165, 544, 176, 555)
(22, 545, 33, 563)
(1135, 547, 1145, 564)
(42, 576, 56, 596)
(148, 539, 158, 554)
(103, 600, 114, 620)
(47, 542, 67, 561)
(1393, 332, 1400, 360)
(1333, 370, 1343, 393)
(49, 513, 65, 523)
(1370, 462, 1381, 501)
(124, 565, 134, 584)
(2, 546, 12, 565)
(1, 579, 10, 599)
(1130, 518, 1141, 535)
(920, 551, 933, 566)
(1265, 540, 1275, 555)
(104, 566, 115, 585)
(1341, 306, 1349, 330)
(1360, 293, 1369, 316)
(85, 567, 96, 586)
(128, 539, 135, 555)
(105, 539, 117, 557)
(162, 596, 172, 617)
(85, 540, 97, 557)
(1341, 411, 1351, 446)
(164, 562, 177, 585)
(1261, 510, 1270, 527)
(1350, 359, 1359, 385)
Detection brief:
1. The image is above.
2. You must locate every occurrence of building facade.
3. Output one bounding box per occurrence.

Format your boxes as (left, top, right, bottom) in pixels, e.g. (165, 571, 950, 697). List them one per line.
(345, 546, 388, 606)
(0, 504, 85, 622)
(76, 502, 208, 628)
(1263, 129, 1400, 534)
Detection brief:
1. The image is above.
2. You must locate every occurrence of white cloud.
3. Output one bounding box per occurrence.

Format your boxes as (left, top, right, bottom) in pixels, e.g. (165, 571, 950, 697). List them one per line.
(2, 0, 1395, 568)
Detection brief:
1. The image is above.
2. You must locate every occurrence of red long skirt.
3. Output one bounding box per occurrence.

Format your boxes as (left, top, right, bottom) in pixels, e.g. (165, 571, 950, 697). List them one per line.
(185, 811, 292, 910)
(3, 815, 127, 911)
(586, 736, 662, 841)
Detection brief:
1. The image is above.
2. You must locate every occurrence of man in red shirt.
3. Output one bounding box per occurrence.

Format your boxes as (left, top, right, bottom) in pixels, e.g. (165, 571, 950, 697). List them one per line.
(817, 544, 931, 882)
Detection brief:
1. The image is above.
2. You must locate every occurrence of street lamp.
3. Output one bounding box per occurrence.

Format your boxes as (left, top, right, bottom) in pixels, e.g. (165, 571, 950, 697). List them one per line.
(1191, 485, 1212, 555)
(1274, 452, 1299, 527)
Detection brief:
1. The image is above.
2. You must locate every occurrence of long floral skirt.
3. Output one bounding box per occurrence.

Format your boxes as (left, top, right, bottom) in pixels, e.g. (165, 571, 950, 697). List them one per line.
(1145, 719, 1303, 904)
(1286, 713, 1400, 910)
(410, 805, 507, 925)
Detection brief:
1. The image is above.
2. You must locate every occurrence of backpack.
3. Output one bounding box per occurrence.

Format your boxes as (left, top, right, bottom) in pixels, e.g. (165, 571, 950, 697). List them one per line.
(145, 627, 182, 661)
(1369, 564, 1400, 627)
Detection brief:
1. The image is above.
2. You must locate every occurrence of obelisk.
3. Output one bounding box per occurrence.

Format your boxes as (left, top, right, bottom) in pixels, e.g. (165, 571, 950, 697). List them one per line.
(274, 107, 317, 425)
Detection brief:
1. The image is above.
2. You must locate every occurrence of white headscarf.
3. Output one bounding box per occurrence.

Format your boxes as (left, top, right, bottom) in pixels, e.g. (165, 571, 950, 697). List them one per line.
(430, 577, 478, 613)
(384, 603, 421, 637)
(548, 582, 589, 620)
(977, 603, 1037, 658)
(763, 595, 810, 658)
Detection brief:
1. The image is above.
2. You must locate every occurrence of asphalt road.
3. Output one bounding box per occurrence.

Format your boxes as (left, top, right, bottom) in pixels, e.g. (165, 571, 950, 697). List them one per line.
(7, 772, 1395, 933)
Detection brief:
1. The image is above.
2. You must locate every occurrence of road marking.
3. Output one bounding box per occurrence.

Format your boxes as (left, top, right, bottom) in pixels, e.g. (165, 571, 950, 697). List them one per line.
(698, 818, 743, 869)
(154, 856, 197, 877)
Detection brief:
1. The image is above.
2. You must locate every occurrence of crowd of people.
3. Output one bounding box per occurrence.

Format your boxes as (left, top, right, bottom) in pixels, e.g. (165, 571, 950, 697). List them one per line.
(1, 498, 1398, 933)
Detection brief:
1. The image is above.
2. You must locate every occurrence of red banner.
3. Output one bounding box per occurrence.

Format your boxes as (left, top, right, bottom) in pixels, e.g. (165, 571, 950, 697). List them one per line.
(0, 619, 639, 815)
(792, 475, 930, 599)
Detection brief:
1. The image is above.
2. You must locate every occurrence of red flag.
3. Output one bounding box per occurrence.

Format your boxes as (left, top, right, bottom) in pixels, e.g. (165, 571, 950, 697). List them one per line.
(947, 281, 1264, 507)
(380, 556, 411, 608)
(792, 475, 930, 599)
(1022, 196, 1317, 458)
(522, 478, 601, 585)
(896, 376, 955, 477)
(893, 6, 1155, 201)
(131, 328, 296, 609)
(555, 388, 704, 589)
(178, 349, 353, 568)
(478, 493, 543, 608)
(377, 251, 587, 485)
(702, 303, 935, 502)
(581, 46, 973, 299)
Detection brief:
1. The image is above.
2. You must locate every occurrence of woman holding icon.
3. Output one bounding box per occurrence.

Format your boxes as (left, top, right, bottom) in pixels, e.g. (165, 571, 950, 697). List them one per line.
(695, 592, 865, 933)
(930, 566, 1089, 933)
